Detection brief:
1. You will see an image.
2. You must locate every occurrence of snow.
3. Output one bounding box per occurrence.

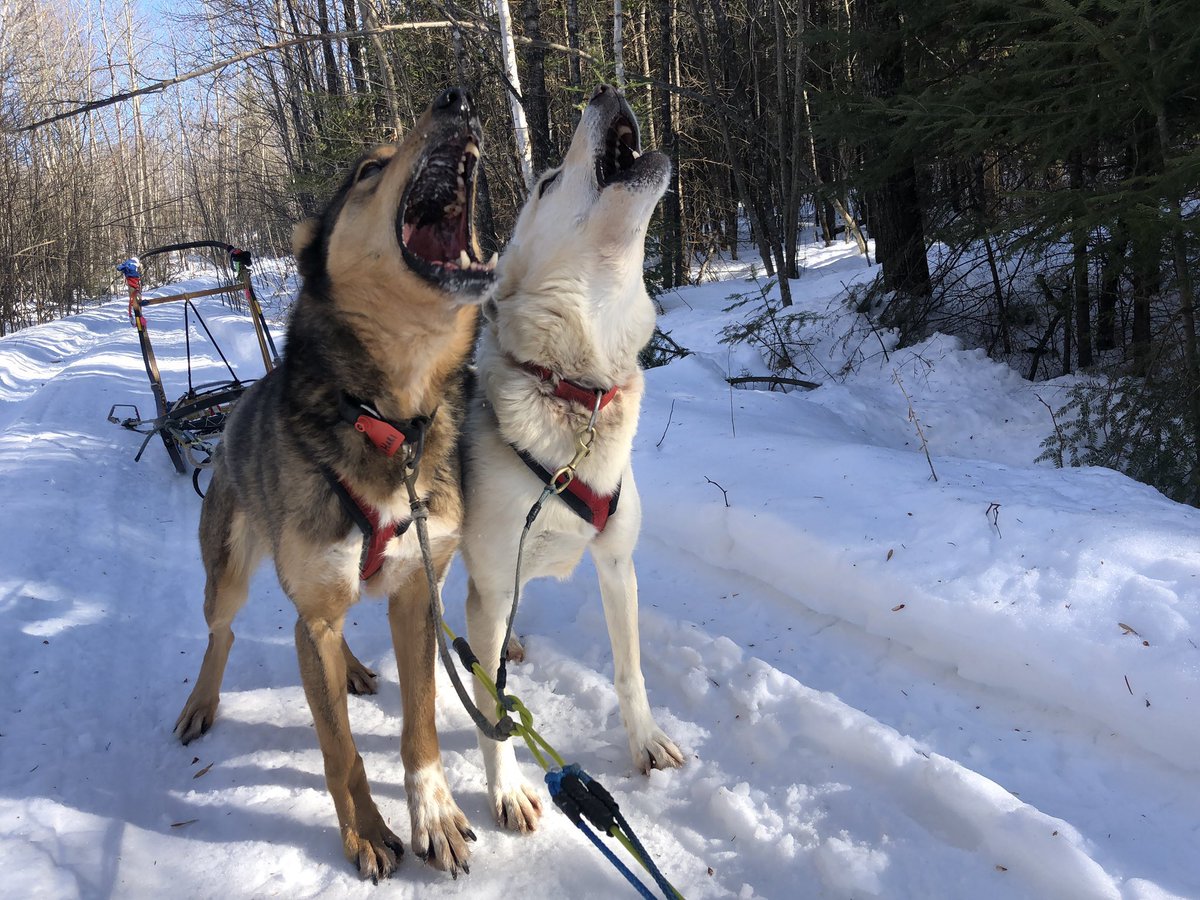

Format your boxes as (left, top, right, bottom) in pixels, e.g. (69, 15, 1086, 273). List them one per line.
(2, 243, 1199, 899)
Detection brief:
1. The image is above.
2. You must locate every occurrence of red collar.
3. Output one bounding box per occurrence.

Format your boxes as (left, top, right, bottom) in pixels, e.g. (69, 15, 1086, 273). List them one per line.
(521, 362, 619, 412)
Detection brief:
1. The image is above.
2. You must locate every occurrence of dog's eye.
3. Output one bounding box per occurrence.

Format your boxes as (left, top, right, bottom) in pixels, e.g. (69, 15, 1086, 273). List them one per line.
(357, 160, 385, 182)
(537, 171, 560, 199)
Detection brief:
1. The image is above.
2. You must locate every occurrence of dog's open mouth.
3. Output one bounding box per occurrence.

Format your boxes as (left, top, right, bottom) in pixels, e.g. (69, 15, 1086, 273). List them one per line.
(398, 132, 495, 289)
(595, 109, 643, 188)
(592, 95, 669, 192)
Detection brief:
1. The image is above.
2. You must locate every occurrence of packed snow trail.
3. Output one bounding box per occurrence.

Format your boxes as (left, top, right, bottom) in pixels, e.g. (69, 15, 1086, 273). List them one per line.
(2, 252, 1199, 899)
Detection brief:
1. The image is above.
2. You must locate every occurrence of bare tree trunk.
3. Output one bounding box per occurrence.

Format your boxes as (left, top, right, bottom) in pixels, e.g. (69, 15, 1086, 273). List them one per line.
(1097, 224, 1125, 354)
(316, 0, 342, 97)
(1149, 22, 1200, 501)
(342, 0, 368, 96)
(635, 3, 656, 146)
(613, 0, 626, 89)
(357, 0, 401, 133)
(859, 0, 931, 302)
(497, 0, 534, 191)
(774, 0, 797, 277)
(123, 0, 154, 246)
(520, 0, 554, 173)
(656, 0, 682, 288)
(1069, 149, 1092, 369)
(565, 0, 583, 90)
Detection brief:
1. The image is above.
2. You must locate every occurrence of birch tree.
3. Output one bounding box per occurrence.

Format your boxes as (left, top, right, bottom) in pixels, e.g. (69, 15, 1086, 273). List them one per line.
(496, 0, 533, 191)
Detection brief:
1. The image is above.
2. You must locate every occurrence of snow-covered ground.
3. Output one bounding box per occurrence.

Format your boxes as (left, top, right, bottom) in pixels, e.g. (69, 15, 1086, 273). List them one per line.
(2, 243, 1198, 899)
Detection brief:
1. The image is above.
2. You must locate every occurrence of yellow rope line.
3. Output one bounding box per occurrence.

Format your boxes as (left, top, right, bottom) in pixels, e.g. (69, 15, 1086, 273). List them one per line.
(438, 619, 683, 899)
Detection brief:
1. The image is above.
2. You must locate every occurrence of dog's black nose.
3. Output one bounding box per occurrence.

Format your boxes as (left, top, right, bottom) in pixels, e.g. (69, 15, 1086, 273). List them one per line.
(588, 84, 621, 111)
(434, 86, 472, 117)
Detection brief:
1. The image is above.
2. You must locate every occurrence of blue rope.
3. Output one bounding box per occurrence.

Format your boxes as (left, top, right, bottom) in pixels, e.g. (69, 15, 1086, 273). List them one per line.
(548, 765, 680, 899)
(573, 816, 657, 899)
(574, 766, 680, 899)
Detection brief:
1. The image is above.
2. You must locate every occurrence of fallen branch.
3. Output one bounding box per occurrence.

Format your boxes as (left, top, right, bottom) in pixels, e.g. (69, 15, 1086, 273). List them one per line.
(726, 375, 820, 391)
(656, 398, 676, 449)
(704, 476, 730, 507)
(893, 371, 938, 482)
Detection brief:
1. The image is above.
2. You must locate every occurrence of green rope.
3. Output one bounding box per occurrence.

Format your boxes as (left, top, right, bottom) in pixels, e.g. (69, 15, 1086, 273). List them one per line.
(439, 620, 566, 771)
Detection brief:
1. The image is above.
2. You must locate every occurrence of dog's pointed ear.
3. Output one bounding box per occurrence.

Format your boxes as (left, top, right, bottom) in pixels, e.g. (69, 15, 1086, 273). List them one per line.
(292, 218, 319, 260)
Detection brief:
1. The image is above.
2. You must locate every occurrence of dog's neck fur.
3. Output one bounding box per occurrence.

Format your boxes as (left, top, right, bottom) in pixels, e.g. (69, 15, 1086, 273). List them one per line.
(475, 252, 655, 496)
(283, 286, 477, 509)
(290, 288, 478, 422)
(484, 255, 655, 392)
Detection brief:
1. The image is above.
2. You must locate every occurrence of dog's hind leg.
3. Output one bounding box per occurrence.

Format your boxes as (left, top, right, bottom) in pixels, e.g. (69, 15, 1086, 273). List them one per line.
(389, 543, 475, 875)
(175, 483, 259, 744)
(590, 515, 685, 774)
(341, 637, 379, 695)
(465, 576, 543, 832)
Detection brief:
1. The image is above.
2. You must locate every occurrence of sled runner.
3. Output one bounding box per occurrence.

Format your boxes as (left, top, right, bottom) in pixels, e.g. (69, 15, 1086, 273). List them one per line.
(108, 241, 278, 487)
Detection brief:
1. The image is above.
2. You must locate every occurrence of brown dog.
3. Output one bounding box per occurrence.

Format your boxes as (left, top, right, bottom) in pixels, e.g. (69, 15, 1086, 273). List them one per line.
(173, 87, 492, 881)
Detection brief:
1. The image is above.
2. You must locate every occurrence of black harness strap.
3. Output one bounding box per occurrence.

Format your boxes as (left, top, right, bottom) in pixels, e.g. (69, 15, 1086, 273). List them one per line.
(511, 445, 621, 531)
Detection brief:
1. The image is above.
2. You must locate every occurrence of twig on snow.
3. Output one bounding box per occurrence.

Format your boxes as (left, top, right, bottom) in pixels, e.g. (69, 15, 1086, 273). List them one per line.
(656, 399, 676, 449)
(705, 477, 730, 507)
(893, 370, 938, 482)
(986, 502, 1002, 538)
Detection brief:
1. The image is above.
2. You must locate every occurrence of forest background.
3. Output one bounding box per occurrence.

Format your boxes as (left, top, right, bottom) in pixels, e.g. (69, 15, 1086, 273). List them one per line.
(3, 0, 1200, 501)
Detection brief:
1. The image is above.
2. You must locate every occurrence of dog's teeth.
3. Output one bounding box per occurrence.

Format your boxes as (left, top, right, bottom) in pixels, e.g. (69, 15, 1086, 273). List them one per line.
(486, 252, 499, 270)
(459, 250, 471, 269)
(632, 149, 641, 159)
(465, 142, 480, 159)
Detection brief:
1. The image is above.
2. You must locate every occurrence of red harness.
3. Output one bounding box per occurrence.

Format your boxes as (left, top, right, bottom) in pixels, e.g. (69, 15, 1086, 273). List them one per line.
(327, 474, 410, 580)
(323, 395, 433, 580)
(515, 362, 622, 532)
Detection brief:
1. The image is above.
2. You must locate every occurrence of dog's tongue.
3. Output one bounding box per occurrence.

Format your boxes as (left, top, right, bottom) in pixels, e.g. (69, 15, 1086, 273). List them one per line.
(404, 221, 466, 267)
(405, 224, 452, 264)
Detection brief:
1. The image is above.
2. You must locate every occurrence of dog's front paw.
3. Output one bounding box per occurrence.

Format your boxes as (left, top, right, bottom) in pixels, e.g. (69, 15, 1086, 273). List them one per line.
(407, 769, 475, 878)
(490, 780, 543, 833)
(631, 727, 685, 774)
(504, 634, 526, 664)
(174, 694, 218, 745)
(342, 821, 404, 883)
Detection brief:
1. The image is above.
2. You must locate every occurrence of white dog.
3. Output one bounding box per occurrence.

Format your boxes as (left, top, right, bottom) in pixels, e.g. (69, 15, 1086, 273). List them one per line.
(460, 84, 685, 831)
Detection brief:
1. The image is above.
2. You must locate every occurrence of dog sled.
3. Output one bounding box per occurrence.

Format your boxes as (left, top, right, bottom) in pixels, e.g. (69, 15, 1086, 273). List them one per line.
(108, 241, 279, 487)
